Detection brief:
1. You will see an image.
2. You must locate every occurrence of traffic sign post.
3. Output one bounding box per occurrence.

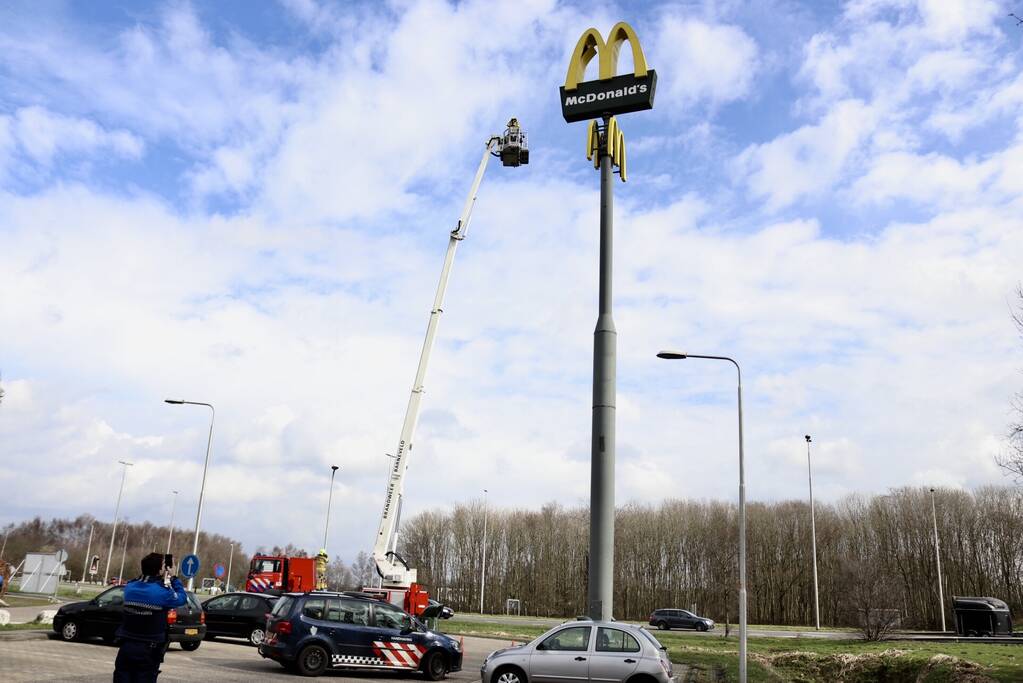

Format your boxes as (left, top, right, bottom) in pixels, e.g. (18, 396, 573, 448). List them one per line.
(180, 554, 200, 579)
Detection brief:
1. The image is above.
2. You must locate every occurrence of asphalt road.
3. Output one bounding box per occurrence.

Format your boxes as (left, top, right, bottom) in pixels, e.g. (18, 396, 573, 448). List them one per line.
(454, 613, 860, 641)
(0, 633, 498, 682)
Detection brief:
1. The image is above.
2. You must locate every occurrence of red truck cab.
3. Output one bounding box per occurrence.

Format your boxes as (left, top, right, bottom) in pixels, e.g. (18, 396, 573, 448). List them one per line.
(246, 555, 315, 594)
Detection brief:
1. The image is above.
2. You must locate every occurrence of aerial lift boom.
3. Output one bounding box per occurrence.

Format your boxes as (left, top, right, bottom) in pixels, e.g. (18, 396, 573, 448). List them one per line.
(372, 120, 528, 592)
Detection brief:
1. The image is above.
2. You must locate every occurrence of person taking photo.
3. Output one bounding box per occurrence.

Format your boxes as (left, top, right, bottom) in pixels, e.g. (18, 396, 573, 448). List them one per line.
(113, 552, 187, 682)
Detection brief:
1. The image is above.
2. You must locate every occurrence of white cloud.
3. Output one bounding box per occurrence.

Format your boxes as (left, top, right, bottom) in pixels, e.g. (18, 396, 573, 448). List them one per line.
(651, 16, 759, 109)
(2, 106, 143, 168)
(736, 99, 877, 209)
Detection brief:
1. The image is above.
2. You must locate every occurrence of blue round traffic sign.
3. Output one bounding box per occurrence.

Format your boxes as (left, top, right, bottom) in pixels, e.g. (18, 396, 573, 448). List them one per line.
(213, 562, 225, 578)
(180, 554, 200, 578)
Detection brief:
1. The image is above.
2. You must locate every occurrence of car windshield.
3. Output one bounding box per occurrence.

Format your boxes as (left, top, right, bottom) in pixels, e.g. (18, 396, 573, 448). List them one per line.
(271, 596, 294, 618)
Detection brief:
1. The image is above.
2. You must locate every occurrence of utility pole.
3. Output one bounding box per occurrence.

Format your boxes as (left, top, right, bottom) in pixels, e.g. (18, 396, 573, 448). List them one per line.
(117, 528, 129, 583)
(323, 466, 340, 551)
(805, 435, 820, 630)
(79, 523, 95, 584)
(103, 460, 133, 585)
(480, 489, 488, 614)
(930, 487, 946, 632)
(166, 490, 178, 556)
(226, 542, 235, 592)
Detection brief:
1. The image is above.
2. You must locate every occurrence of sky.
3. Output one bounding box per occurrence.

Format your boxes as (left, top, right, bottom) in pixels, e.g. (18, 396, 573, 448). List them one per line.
(2, 0, 1022, 563)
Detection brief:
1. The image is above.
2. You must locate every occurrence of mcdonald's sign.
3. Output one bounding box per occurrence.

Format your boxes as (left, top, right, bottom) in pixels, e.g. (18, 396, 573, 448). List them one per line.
(560, 22, 657, 123)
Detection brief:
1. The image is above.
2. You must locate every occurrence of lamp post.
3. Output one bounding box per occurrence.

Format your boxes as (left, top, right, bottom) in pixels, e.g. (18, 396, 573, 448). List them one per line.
(103, 460, 133, 585)
(79, 522, 95, 585)
(323, 466, 340, 551)
(929, 487, 946, 632)
(656, 351, 747, 683)
(480, 489, 488, 615)
(166, 490, 179, 556)
(165, 399, 215, 590)
(226, 542, 235, 592)
(117, 528, 129, 583)
(805, 435, 820, 631)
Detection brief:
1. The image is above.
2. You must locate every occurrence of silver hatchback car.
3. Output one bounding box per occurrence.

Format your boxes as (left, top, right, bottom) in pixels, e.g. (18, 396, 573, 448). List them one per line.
(480, 620, 674, 683)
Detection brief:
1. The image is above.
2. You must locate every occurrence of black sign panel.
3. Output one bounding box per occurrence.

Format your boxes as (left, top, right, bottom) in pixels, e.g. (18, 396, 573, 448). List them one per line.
(559, 70, 657, 123)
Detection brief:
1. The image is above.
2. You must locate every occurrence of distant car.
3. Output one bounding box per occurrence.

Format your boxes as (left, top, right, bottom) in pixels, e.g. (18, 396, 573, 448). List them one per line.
(107, 577, 127, 586)
(202, 591, 278, 646)
(649, 608, 714, 632)
(53, 584, 206, 650)
(481, 619, 674, 683)
(259, 590, 461, 678)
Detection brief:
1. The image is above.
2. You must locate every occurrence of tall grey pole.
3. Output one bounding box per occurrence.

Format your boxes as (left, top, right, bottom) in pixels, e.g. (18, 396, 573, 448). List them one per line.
(805, 435, 820, 630)
(323, 466, 340, 551)
(589, 117, 616, 621)
(80, 523, 95, 584)
(656, 352, 747, 683)
(929, 488, 946, 632)
(226, 542, 234, 592)
(0, 524, 11, 562)
(117, 528, 129, 582)
(165, 399, 214, 590)
(480, 489, 488, 614)
(166, 490, 178, 556)
(103, 460, 133, 585)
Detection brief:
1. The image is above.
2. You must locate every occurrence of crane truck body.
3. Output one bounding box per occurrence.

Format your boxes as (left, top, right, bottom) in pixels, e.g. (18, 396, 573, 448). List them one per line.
(369, 120, 528, 616)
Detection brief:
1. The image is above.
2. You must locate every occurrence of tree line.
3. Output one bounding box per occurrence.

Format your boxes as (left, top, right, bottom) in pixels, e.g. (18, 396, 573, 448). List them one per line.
(398, 486, 1023, 628)
(0, 514, 382, 593)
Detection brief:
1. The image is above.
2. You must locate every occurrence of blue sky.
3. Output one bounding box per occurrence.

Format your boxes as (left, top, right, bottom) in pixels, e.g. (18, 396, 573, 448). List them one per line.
(2, 0, 1022, 562)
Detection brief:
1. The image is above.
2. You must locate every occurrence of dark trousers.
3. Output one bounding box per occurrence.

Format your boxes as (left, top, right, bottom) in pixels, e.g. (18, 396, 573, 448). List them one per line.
(113, 639, 167, 683)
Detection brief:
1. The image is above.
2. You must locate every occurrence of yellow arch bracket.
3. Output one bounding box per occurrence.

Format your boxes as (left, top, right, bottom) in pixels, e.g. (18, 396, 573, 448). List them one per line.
(586, 117, 627, 182)
(564, 22, 649, 92)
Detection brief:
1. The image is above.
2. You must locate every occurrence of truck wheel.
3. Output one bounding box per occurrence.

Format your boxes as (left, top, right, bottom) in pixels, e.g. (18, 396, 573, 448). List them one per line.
(60, 621, 80, 642)
(422, 651, 448, 681)
(180, 640, 201, 651)
(297, 644, 329, 676)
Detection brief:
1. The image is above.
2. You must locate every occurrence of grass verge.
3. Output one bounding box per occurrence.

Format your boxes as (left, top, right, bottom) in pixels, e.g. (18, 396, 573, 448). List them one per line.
(441, 618, 1022, 682)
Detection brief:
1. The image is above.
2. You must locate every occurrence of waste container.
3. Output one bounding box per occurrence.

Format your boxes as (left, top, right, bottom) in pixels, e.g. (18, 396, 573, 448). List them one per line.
(952, 597, 1013, 636)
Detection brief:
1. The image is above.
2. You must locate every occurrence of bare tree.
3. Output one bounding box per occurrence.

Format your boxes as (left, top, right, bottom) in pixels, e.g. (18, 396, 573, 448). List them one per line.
(997, 286, 1023, 481)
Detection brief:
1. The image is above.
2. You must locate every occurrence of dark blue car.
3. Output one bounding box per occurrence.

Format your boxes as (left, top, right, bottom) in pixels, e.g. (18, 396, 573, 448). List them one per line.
(259, 591, 461, 678)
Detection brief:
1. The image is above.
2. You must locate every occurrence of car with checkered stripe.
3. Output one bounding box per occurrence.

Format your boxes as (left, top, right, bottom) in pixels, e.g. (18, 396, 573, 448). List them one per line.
(259, 590, 462, 678)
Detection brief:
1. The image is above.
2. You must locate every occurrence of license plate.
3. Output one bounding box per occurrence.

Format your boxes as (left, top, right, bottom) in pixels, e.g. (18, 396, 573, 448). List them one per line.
(185, 628, 198, 635)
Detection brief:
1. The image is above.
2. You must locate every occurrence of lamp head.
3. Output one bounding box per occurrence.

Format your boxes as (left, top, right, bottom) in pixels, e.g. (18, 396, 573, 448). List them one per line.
(656, 351, 687, 360)
(164, 399, 185, 405)
(331, 465, 339, 472)
(805, 435, 812, 442)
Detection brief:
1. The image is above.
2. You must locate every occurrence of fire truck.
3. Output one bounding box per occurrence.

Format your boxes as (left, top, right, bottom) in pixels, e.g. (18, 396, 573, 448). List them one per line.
(246, 555, 316, 594)
(369, 120, 528, 617)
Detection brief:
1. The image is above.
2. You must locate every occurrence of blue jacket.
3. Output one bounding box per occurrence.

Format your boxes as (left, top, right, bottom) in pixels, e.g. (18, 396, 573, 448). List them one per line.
(116, 575, 188, 643)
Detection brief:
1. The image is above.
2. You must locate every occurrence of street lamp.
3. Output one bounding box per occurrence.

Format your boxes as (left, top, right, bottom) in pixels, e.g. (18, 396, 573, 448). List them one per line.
(805, 435, 820, 631)
(227, 542, 235, 593)
(79, 522, 95, 585)
(323, 466, 340, 551)
(480, 489, 489, 615)
(117, 527, 129, 583)
(929, 487, 946, 632)
(656, 351, 747, 683)
(166, 490, 179, 556)
(165, 398, 215, 590)
(103, 460, 133, 585)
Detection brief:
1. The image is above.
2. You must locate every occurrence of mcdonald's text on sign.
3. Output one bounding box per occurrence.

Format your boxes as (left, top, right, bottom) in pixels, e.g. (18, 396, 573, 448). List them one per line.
(559, 22, 656, 123)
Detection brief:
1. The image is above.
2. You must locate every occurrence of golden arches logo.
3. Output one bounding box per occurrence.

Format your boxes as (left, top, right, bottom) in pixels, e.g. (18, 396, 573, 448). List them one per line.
(587, 117, 627, 182)
(564, 22, 649, 92)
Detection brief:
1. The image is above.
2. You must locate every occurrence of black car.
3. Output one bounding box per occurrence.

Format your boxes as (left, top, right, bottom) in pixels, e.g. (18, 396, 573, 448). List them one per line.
(202, 591, 278, 646)
(648, 608, 715, 632)
(259, 591, 461, 678)
(53, 584, 207, 650)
